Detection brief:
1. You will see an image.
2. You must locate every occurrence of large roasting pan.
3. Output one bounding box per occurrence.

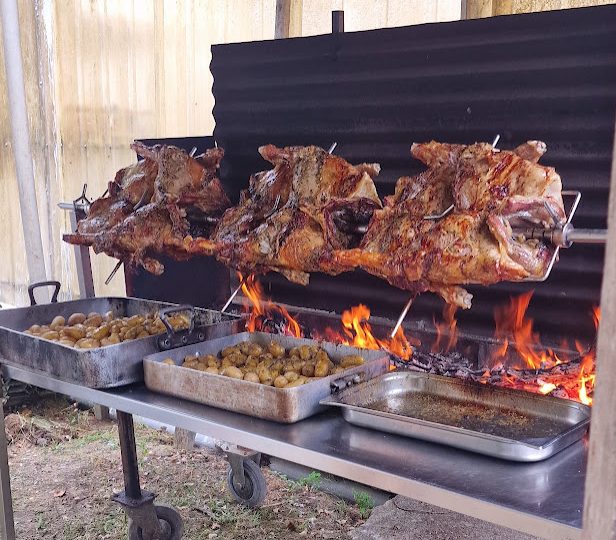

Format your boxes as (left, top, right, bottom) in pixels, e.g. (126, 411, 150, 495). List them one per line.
(143, 332, 390, 423)
(320, 371, 590, 462)
(0, 297, 241, 388)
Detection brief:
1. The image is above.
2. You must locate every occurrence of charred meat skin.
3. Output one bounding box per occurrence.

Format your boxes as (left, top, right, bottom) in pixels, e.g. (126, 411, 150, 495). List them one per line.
(63, 143, 230, 274)
(211, 145, 382, 283)
(334, 140, 565, 309)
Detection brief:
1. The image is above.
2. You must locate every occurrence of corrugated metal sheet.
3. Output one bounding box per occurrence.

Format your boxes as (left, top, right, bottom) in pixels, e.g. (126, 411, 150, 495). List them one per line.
(211, 4, 616, 341)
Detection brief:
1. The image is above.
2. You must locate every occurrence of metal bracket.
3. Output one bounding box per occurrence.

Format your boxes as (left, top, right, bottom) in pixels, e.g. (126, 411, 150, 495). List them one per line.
(112, 491, 166, 539)
(217, 442, 261, 490)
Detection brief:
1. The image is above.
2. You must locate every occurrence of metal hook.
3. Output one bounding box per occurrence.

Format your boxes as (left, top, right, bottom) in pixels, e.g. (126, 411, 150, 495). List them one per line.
(328, 142, 338, 154)
(189, 147, 197, 157)
(424, 204, 454, 221)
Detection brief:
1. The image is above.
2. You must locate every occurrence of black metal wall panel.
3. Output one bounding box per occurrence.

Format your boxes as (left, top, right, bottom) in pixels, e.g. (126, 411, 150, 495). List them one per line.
(211, 5, 616, 340)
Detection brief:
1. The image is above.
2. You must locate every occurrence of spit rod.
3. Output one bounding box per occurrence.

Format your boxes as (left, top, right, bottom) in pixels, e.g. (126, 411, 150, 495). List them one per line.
(516, 224, 607, 248)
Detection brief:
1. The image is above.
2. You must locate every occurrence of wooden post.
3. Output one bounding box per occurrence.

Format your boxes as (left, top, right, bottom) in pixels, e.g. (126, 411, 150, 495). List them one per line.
(275, 0, 302, 39)
(174, 428, 196, 451)
(583, 116, 616, 539)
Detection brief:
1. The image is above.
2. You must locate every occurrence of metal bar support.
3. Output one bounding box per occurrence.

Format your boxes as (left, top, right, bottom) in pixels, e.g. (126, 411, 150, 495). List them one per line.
(117, 411, 142, 499)
(0, 399, 16, 540)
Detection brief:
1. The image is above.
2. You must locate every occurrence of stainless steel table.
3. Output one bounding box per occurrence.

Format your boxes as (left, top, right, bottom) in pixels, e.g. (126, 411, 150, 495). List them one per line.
(2, 364, 585, 540)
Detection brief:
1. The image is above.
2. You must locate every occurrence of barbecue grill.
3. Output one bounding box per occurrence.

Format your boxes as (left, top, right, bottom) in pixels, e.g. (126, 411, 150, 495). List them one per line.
(1, 5, 615, 540)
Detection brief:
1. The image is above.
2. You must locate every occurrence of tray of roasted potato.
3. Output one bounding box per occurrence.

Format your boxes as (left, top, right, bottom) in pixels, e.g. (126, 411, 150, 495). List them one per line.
(0, 297, 241, 388)
(143, 332, 390, 423)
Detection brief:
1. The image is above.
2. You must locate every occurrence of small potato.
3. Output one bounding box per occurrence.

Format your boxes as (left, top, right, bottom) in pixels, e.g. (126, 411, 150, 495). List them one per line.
(50, 315, 66, 329)
(221, 358, 233, 369)
(298, 345, 312, 361)
(314, 356, 330, 378)
(227, 353, 246, 366)
(290, 359, 304, 372)
(341, 355, 365, 368)
(26, 324, 41, 334)
(124, 325, 144, 340)
(247, 343, 263, 356)
(239, 341, 252, 355)
(106, 333, 121, 345)
(41, 330, 60, 341)
(285, 377, 307, 388)
(245, 356, 259, 368)
(301, 363, 315, 377)
(75, 338, 100, 349)
(62, 325, 87, 340)
(257, 368, 273, 384)
(104, 310, 114, 322)
(283, 371, 299, 383)
(125, 315, 144, 328)
(268, 342, 285, 358)
(332, 366, 345, 374)
(222, 366, 244, 379)
(67, 313, 87, 325)
(221, 345, 239, 357)
(205, 366, 219, 375)
(87, 312, 100, 319)
(137, 330, 149, 339)
(289, 347, 300, 358)
(161, 358, 176, 366)
(58, 338, 76, 347)
(244, 372, 260, 384)
(205, 355, 219, 368)
(91, 324, 111, 340)
(273, 375, 289, 388)
(84, 314, 103, 328)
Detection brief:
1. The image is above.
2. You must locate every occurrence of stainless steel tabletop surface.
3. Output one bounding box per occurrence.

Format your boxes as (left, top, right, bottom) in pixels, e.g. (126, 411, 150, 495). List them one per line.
(3, 364, 584, 540)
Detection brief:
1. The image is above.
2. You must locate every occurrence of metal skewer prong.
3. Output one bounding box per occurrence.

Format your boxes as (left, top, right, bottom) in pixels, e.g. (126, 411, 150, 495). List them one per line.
(328, 142, 338, 154)
(105, 260, 123, 286)
(390, 296, 413, 339)
(221, 275, 248, 313)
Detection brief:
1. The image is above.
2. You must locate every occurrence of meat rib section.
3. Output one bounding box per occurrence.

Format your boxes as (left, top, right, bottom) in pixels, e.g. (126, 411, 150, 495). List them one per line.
(209, 145, 382, 284)
(63, 143, 230, 274)
(334, 140, 565, 309)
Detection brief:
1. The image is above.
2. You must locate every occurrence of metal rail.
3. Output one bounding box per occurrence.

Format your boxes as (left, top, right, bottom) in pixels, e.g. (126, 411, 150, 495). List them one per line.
(2, 363, 584, 540)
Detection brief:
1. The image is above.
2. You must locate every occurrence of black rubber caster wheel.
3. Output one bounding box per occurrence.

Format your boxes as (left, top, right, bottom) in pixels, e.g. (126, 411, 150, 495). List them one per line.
(227, 459, 267, 507)
(128, 504, 184, 540)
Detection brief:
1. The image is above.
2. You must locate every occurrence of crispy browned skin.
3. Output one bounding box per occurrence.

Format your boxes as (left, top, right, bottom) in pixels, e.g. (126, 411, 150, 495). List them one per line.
(63, 143, 230, 274)
(334, 140, 565, 309)
(211, 145, 381, 284)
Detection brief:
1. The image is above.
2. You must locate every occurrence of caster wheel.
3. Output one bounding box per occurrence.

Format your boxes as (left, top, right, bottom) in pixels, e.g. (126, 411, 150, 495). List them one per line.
(128, 504, 184, 540)
(227, 459, 267, 507)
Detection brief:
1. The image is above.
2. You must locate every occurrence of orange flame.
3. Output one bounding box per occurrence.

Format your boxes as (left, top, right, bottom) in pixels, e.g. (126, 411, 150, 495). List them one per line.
(431, 303, 458, 353)
(239, 274, 302, 337)
(341, 304, 413, 359)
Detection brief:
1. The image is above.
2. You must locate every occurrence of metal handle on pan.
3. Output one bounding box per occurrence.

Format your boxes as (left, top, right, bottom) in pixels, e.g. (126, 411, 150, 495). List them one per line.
(331, 372, 364, 393)
(157, 305, 202, 351)
(27, 281, 61, 306)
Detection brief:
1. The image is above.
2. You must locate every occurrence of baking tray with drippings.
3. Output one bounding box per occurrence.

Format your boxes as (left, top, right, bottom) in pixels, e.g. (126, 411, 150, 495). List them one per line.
(320, 370, 590, 461)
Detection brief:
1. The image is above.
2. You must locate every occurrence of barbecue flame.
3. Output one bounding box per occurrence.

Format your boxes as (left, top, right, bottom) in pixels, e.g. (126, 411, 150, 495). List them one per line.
(239, 274, 302, 337)
(431, 303, 458, 353)
(340, 304, 413, 359)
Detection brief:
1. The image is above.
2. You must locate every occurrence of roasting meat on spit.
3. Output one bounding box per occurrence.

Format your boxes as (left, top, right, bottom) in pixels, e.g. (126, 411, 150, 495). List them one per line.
(189, 144, 382, 284)
(63, 143, 231, 274)
(333, 140, 566, 309)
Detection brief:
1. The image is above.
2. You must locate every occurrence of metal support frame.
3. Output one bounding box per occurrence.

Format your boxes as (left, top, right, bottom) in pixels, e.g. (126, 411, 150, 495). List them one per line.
(0, 400, 15, 540)
(111, 411, 165, 539)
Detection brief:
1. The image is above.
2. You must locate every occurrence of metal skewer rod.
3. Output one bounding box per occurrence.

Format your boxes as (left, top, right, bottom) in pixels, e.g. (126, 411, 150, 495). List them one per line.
(221, 275, 248, 313)
(328, 142, 338, 154)
(390, 296, 413, 339)
(105, 260, 123, 286)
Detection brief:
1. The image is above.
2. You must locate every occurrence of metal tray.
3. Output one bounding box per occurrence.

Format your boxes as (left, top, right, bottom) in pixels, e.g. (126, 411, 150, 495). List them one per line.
(0, 297, 241, 388)
(143, 332, 390, 423)
(320, 371, 591, 462)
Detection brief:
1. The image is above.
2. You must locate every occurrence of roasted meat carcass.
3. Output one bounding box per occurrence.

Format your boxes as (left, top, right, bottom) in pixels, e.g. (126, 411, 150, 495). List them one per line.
(334, 140, 565, 309)
(208, 145, 381, 284)
(63, 143, 230, 274)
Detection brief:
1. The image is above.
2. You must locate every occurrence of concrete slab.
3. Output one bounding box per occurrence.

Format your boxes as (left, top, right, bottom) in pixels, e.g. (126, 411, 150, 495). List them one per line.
(350, 496, 540, 540)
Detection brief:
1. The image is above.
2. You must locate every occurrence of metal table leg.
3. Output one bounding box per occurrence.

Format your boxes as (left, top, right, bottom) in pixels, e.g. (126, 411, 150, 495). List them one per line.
(112, 411, 183, 540)
(0, 400, 15, 540)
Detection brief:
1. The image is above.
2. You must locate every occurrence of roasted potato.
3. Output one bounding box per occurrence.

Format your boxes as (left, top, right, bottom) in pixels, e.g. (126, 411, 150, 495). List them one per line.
(268, 341, 285, 358)
(273, 375, 289, 388)
(41, 330, 60, 341)
(67, 313, 86, 325)
(75, 338, 100, 349)
(341, 355, 365, 368)
(50, 315, 66, 329)
(162, 358, 176, 366)
(84, 314, 103, 328)
(244, 372, 260, 384)
(222, 366, 244, 379)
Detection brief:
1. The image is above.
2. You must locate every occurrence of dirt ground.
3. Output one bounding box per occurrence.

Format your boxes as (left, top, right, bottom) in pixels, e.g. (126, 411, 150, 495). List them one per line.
(5, 397, 367, 539)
